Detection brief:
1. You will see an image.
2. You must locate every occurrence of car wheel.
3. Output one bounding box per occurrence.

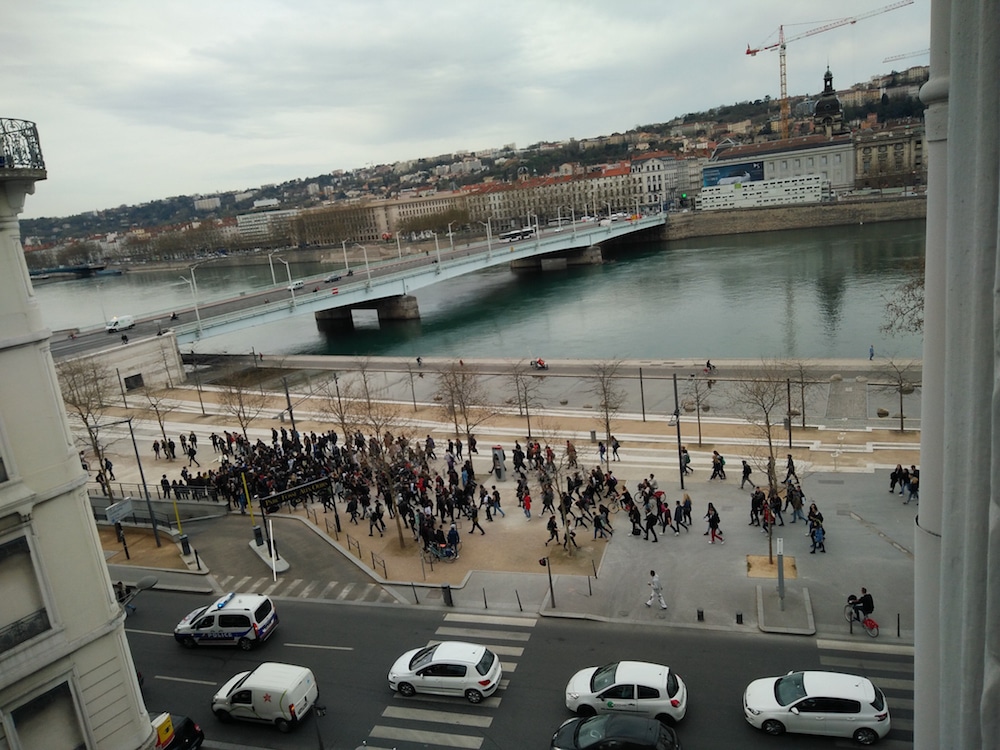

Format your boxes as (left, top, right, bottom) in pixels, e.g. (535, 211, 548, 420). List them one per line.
(577, 705, 597, 718)
(465, 689, 484, 704)
(762, 719, 785, 736)
(214, 709, 232, 723)
(275, 718, 291, 733)
(655, 713, 676, 726)
(854, 727, 879, 745)
(237, 637, 253, 651)
(397, 682, 416, 697)
(180, 636, 196, 649)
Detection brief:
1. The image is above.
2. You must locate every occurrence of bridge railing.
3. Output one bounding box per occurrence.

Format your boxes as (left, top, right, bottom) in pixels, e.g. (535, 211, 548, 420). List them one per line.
(0, 118, 45, 171)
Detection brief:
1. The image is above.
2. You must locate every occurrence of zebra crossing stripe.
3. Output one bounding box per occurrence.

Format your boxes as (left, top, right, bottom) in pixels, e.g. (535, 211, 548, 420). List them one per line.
(391, 693, 502, 709)
(215, 575, 233, 588)
(381, 706, 493, 727)
(246, 577, 270, 593)
(297, 581, 319, 598)
(820, 654, 914, 674)
(283, 579, 304, 595)
(319, 581, 340, 598)
(435, 626, 531, 642)
(261, 578, 284, 596)
(231, 576, 252, 591)
(815, 639, 914, 656)
(335, 582, 356, 600)
(443, 613, 537, 627)
(369, 725, 482, 748)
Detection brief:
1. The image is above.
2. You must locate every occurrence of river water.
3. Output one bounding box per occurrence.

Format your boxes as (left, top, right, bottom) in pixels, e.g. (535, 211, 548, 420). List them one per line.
(33, 219, 925, 361)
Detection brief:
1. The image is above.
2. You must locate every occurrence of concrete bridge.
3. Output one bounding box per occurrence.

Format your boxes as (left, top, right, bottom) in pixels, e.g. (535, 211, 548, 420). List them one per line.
(173, 214, 666, 344)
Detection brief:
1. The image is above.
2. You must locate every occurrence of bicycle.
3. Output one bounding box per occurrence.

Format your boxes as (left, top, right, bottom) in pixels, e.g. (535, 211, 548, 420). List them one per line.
(844, 595, 879, 637)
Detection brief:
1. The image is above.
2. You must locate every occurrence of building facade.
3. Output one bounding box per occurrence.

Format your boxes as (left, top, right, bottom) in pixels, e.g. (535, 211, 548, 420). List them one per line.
(0, 119, 153, 748)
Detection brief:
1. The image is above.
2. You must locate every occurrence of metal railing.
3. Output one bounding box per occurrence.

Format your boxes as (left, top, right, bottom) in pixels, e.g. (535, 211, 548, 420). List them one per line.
(0, 609, 50, 654)
(88, 480, 226, 504)
(0, 118, 45, 171)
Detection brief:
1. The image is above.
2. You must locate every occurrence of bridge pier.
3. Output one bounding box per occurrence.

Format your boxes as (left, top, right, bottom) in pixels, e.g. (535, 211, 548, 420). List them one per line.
(314, 306, 354, 329)
(511, 244, 604, 270)
(375, 294, 420, 322)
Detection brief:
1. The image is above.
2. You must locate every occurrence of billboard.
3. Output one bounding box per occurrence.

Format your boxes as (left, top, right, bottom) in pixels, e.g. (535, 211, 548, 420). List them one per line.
(702, 161, 764, 187)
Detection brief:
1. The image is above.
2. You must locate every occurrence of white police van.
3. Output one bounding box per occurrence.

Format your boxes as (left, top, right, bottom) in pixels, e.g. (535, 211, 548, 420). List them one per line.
(174, 593, 278, 651)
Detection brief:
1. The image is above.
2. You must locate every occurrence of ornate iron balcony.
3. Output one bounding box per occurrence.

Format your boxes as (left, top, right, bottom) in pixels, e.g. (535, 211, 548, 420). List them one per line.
(0, 608, 51, 653)
(0, 118, 45, 172)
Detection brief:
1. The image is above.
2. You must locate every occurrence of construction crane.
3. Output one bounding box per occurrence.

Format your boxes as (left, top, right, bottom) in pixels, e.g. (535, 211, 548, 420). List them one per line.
(883, 48, 929, 64)
(747, 1, 914, 140)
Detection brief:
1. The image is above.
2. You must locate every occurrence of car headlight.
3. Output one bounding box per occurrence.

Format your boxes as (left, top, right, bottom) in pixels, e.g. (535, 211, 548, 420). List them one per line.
(745, 706, 761, 715)
(567, 692, 579, 700)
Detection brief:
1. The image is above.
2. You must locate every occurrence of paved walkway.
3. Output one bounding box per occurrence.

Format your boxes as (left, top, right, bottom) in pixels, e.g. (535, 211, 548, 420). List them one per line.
(94, 358, 919, 642)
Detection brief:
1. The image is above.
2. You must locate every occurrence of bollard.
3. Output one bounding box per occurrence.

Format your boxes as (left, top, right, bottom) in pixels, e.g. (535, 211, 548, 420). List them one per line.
(194, 549, 202, 571)
(411, 582, 419, 605)
(697, 608, 704, 622)
(736, 611, 743, 625)
(515, 590, 523, 612)
(179, 534, 191, 556)
(253, 525, 264, 546)
(482, 588, 488, 609)
(441, 583, 453, 607)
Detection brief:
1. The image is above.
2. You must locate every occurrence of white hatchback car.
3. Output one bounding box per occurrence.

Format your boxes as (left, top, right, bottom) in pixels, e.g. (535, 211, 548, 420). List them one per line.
(388, 641, 502, 704)
(743, 670, 891, 745)
(565, 661, 687, 724)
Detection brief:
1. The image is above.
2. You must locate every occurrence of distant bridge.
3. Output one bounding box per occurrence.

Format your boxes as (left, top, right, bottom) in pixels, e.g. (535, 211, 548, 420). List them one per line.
(29, 263, 107, 278)
(173, 215, 666, 345)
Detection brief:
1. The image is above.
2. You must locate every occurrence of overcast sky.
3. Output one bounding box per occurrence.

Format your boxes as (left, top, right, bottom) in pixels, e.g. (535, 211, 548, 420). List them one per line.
(5, 0, 929, 220)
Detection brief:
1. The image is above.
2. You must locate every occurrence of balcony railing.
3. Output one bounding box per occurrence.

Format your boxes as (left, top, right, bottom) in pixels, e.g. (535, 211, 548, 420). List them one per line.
(0, 608, 50, 654)
(0, 118, 45, 171)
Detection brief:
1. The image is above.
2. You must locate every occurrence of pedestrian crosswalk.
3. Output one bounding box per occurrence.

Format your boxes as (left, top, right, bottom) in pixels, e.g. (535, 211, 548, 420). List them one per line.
(816, 638, 914, 747)
(212, 574, 399, 604)
(359, 612, 537, 750)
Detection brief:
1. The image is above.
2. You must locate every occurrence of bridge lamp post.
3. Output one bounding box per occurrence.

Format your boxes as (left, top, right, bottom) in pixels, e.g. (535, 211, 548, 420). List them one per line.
(430, 231, 442, 269)
(267, 250, 279, 286)
(354, 244, 372, 286)
(277, 257, 295, 306)
(341, 240, 350, 273)
(478, 220, 492, 257)
(447, 221, 456, 254)
(394, 231, 403, 259)
(179, 275, 202, 336)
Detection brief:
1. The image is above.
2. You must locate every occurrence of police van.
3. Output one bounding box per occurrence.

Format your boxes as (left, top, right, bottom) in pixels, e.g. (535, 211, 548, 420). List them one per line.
(174, 593, 278, 651)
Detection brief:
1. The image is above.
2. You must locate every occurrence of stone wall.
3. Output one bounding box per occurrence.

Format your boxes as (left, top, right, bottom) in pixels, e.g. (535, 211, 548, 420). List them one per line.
(662, 196, 926, 241)
(66, 332, 186, 394)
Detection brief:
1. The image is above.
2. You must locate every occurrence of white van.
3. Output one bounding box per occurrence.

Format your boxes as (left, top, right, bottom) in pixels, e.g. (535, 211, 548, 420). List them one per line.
(287, 279, 305, 291)
(173, 592, 278, 651)
(212, 662, 318, 733)
(105, 315, 135, 333)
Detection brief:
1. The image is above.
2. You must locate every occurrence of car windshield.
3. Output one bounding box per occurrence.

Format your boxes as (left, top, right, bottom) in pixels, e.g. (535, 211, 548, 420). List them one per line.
(408, 645, 438, 670)
(574, 715, 613, 749)
(591, 663, 620, 692)
(774, 673, 808, 706)
(475, 649, 496, 676)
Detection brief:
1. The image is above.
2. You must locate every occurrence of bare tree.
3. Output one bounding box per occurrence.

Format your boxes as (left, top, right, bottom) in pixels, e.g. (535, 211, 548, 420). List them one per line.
(507, 359, 546, 438)
(876, 359, 921, 433)
(218, 371, 269, 441)
(318, 372, 359, 442)
(682, 376, 713, 446)
(728, 360, 788, 494)
(881, 262, 925, 335)
(57, 357, 117, 473)
(435, 362, 496, 443)
(138, 387, 178, 461)
(785, 360, 820, 429)
(587, 360, 627, 445)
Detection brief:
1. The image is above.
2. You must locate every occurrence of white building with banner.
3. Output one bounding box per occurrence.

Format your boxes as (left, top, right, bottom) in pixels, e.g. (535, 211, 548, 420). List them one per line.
(698, 174, 825, 210)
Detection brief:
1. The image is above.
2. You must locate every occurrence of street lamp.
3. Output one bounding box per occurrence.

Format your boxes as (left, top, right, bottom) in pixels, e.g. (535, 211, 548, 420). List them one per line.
(100, 417, 162, 547)
(430, 231, 442, 268)
(353, 243, 372, 285)
(341, 240, 350, 273)
(478, 219, 493, 257)
(447, 221, 456, 253)
(277, 257, 294, 306)
(178, 275, 202, 335)
(395, 231, 403, 259)
(267, 250, 279, 286)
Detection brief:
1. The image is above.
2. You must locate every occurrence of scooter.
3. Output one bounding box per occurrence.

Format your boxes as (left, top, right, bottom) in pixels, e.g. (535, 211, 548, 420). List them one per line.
(530, 358, 549, 370)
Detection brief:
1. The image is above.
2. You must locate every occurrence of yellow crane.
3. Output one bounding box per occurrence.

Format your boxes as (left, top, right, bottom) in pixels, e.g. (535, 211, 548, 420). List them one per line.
(747, 1, 914, 140)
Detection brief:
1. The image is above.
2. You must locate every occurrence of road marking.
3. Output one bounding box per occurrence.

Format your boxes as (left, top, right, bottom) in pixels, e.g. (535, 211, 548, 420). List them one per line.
(393, 694, 502, 709)
(444, 613, 537, 628)
(336, 582, 356, 600)
(319, 580, 340, 598)
(297, 580, 319, 598)
(232, 575, 253, 591)
(261, 578, 284, 596)
(500, 661, 517, 673)
(284, 643, 354, 651)
(816, 639, 914, 656)
(125, 628, 173, 637)
(381, 706, 492, 727)
(820, 655, 914, 674)
(283, 578, 304, 595)
(864, 676, 913, 691)
(247, 577, 270, 593)
(155, 675, 217, 686)
(216, 575, 233, 588)
(369, 725, 482, 748)
(435, 627, 531, 642)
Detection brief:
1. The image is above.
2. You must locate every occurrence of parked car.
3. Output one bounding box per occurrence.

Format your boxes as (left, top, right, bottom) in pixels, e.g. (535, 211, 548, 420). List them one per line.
(565, 661, 687, 724)
(551, 715, 682, 750)
(388, 641, 502, 704)
(742, 670, 891, 745)
(150, 712, 204, 750)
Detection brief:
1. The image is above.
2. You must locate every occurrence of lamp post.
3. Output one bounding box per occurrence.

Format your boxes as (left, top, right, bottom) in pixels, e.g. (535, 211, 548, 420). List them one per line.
(101, 417, 161, 547)
(447, 221, 456, 254)
(478, 220, 493, 257)
(178, 275, 202, 335)
(354, 243, 371, 285)
(431, 231, 442, 268)
(341, 240, 350, 273)
(267, 250, 278, 286)
(395, 231, 403, 259)
(277, 257, 295, 306)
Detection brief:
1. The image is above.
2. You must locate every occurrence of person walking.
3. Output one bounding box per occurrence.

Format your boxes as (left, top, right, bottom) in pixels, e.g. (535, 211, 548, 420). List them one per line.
(490, 485, 505, 518)
(593, 513, 610, 540)
(869, 344, 875, 361)
(104, 457, 115, 480)
(643, 507, 659, 542)
(740, 460, 755, 490)
(187, 444, 200, 467)
(646, 570, 667, 609)
(611, 436, 621, 461)
(673, 500, 689, 533)
(784, 454, 798, 483)
(598, 442, 607, 464)
(469, 502, 486, 535)
(152, 440, 161, 460)
(706, 502, 724, 544)
(545, 515, 560, 546)
(522, 492, 532, 519)
(160, 474, 171, 499)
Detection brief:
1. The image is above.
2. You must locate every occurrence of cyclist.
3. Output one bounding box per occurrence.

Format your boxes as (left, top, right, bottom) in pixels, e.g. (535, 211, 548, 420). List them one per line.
(850, 587, 875, 622)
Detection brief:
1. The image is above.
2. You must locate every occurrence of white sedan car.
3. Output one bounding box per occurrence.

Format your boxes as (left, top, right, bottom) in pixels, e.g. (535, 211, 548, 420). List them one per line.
(565, 661, 687, 724)
(743, 670, 891, 745)
(388, 641, 502, 704)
